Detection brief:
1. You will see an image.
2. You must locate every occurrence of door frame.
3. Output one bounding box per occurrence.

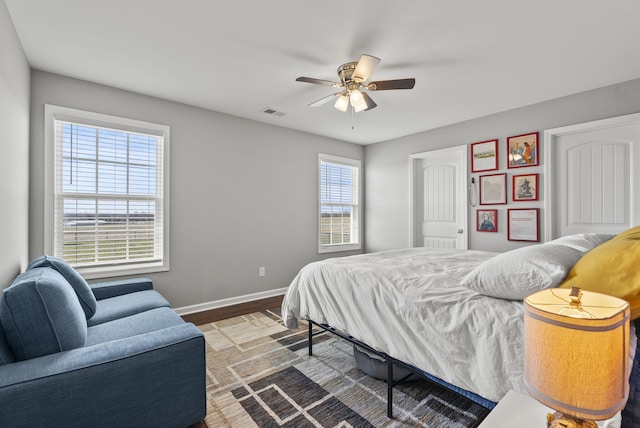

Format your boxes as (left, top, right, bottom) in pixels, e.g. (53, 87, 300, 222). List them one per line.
(409, 145, 468, 248)
(543, 112, 640, 241)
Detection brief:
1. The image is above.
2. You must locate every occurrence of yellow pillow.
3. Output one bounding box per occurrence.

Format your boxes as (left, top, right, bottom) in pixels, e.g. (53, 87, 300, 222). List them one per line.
(615, 225, 640, 241)
(559, 225, 640, 319)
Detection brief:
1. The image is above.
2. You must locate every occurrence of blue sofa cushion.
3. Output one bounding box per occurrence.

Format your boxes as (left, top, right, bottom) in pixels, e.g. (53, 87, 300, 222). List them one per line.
(0, 268, 87, 361)
(88, 290, 171, 327)
(90, 277, 154, 300)
(86, 307, 187, 346)
(27, 255, 97, 320)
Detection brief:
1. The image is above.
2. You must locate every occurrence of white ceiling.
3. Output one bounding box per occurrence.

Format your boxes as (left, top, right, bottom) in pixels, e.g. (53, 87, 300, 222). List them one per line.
(5, 0, 640, 145)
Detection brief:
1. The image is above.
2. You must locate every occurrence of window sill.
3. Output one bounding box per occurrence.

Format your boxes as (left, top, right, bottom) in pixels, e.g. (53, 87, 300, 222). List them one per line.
(75, 261, 169, 280)
(319, 244, 362, 254)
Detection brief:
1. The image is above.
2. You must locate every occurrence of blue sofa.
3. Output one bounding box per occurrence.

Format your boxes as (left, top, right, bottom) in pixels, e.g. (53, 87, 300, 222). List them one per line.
(0, 256, 206, 428)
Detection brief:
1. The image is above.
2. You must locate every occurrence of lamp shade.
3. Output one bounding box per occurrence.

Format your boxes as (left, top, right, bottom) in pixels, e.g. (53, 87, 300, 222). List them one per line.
(524, 288, 630, 421)
(334, 94, 349, 112)
(349, 89, 368, 112)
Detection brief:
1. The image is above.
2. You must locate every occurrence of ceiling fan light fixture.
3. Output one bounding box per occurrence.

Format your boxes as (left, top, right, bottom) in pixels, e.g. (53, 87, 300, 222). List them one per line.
(350, 89, 367, 112)
(296, 54, 415, 113)
(334, 94, 349, 112)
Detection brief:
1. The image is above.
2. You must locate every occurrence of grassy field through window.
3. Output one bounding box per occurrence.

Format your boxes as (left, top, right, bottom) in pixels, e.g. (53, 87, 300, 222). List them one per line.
(320, 214, 352, 245)
(63, 222, 156, 264)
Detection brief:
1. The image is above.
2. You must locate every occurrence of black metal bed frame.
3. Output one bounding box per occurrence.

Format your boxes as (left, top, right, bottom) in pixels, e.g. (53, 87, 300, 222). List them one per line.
(308, 320, 464, 418)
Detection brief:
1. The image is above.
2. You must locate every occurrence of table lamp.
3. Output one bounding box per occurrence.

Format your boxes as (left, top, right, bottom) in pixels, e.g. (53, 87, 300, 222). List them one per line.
(524, 287, 630, 428)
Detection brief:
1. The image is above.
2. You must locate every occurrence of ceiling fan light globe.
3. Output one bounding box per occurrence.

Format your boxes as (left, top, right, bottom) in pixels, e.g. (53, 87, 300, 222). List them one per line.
(350, 89, 363, 103)
(350, 89, 367, 112)
(334, 94, 349, 112)
(353, 101, 367, 112)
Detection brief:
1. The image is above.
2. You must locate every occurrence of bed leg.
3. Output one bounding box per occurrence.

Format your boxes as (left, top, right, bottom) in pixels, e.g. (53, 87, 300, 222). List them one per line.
(387, 359, 393, 418)
(308, 321, 313, 356)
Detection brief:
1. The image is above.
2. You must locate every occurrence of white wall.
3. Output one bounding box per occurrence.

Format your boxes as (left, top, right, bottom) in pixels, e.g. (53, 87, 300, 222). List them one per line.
(29, 71, 363, 308)
(364, 78, 640, 253)
(0, 1, 30, 289)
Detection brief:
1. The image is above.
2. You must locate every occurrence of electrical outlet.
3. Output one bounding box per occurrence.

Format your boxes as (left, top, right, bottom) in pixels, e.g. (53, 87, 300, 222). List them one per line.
(259, 266, 266, 277)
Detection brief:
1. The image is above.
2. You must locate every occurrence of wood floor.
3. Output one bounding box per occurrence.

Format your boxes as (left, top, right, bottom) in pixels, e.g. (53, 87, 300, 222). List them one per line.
(180, 294, 284, 326)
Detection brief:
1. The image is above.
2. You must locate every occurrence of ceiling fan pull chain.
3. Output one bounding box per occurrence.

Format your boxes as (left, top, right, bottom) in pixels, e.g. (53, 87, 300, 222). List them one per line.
(351, 104, 356, 130)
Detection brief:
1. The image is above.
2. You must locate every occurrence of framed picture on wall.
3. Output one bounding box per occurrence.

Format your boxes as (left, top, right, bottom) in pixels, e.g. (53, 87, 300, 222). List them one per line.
(471, 139, 498, 172)
(477, 209, 498, 232)
(512, 173, 539, 201)
(479, 173, 507, 205)
(508, 208, 540, 241)
(507, 132, 539, 168)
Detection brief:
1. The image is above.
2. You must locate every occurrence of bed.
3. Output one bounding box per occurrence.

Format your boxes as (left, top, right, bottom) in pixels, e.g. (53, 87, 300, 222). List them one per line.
(281, 230, 640, 426)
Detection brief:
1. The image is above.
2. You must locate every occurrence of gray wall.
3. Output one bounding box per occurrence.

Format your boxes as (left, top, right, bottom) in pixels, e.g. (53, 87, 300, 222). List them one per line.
(29, 71, 363, 308)
(364, 78, 640, 253)
(0, 1, 30, 288)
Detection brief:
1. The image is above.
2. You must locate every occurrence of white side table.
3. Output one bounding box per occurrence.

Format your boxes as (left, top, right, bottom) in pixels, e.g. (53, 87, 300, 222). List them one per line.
(478, 390, 620, 428)
(478, 389, 552, 428)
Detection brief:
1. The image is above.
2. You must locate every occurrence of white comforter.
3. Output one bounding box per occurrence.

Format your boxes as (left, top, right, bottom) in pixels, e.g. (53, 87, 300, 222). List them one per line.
(282, 247, 525, 403)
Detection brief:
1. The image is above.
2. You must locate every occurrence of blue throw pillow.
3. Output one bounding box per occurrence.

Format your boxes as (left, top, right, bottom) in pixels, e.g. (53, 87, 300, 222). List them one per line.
(28, 255, 97, 319)
(0, 268, 88, 360)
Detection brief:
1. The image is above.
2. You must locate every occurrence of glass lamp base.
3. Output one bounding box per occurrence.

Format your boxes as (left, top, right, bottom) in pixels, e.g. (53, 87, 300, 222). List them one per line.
(547, 412, 598, 428)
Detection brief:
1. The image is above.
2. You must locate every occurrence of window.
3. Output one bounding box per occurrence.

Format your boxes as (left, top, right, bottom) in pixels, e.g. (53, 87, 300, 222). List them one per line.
(45, 105, 170, 278)
(318, 154, 361, 253)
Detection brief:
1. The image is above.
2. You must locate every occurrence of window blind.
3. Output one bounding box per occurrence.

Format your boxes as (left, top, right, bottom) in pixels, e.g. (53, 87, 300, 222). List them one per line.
(53, 120, 164, 267)
(319, 155, 361, 252)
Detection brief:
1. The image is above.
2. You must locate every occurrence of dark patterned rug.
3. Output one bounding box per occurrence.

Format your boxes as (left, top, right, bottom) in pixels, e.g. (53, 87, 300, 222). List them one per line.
(200, 309, 491, 427)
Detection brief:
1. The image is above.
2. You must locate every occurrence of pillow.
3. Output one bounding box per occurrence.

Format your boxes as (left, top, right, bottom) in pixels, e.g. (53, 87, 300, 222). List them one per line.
(28, 255, 97, 319)
(559, 225, 640, 319)
(460, 243, 586, 300)
(546, 233, 615, 252)
(460, 233, 617, 300)
(0, 267, 87, 360)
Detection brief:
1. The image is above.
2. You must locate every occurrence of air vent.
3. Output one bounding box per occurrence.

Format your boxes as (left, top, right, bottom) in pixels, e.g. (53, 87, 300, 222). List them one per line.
(262, 107, 286, 117)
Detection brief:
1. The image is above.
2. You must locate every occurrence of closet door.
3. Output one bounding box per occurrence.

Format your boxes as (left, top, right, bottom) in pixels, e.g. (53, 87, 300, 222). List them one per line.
(410, 145, 468, 249)
(545, 115, 640, 239)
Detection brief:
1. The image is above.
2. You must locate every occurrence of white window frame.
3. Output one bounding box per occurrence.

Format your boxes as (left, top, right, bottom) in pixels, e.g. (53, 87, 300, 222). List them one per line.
(44, 104, 170, 279)
(318, 153, 362, 254)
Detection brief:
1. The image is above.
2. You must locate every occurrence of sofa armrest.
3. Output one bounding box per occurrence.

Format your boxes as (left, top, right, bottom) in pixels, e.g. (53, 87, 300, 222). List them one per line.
(0, 323, 206, 428)
(89, 277, 154, 300)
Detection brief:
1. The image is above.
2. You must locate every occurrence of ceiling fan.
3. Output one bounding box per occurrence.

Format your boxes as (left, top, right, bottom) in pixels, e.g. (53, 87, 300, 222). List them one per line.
(296, 54, 416, 113)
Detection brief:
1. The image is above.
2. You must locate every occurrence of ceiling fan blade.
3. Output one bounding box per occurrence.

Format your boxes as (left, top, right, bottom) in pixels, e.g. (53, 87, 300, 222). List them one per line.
(308, 92, 342, 107)
(367, 78, 416, 91)
(296, 76, 342, 88)
(353, 54, 381, 82)
(361, 92, 377, 111)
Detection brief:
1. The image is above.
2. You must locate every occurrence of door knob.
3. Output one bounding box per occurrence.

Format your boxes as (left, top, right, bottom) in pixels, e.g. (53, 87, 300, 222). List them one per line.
(457, 229, 463, 234)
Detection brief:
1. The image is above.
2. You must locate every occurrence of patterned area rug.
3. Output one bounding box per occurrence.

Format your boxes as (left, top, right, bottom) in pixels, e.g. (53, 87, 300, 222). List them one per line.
(201, 309, 491, 427)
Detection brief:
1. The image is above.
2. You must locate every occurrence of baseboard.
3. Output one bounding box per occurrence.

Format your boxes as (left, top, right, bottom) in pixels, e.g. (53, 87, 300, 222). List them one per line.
(176, 288, 287, 325)
(174, 287, 287, 316)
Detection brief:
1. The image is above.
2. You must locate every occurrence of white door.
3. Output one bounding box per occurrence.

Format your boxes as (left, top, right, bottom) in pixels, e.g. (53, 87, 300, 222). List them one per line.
(410, 146, 468, 249)
(545, 115, 640, 240)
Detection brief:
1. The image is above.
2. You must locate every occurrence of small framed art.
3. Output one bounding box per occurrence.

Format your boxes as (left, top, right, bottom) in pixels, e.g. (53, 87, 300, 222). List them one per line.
(479, 173, 507, 205)
(512, 173, 538, 201)
(471, 139, 498, 172)
(507, 132, 539, 168)
(477, 209, 498, 232)
(507, 208, 539, 242)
